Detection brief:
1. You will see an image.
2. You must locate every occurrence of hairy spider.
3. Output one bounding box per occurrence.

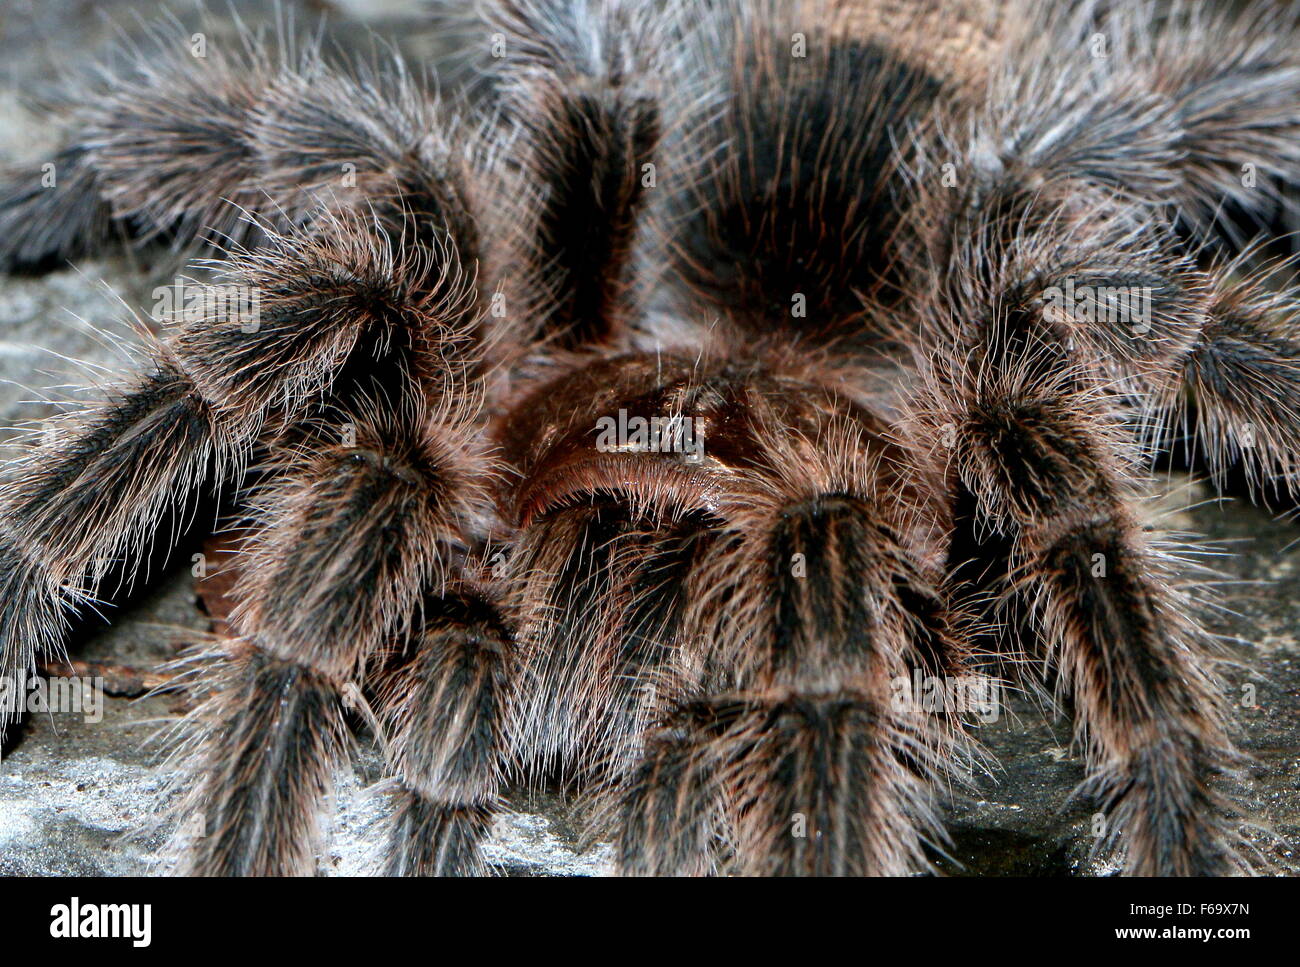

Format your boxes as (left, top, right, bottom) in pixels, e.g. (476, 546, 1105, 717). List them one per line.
(0, 0, 1297, 876)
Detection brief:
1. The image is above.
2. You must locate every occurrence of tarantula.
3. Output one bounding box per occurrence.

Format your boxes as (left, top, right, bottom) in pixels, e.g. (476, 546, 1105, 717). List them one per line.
(0, 0, 1297, 876)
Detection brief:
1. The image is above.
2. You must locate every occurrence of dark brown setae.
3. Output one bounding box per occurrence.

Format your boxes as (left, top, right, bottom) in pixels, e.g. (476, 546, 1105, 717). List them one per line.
(0, 0, 1298, 876)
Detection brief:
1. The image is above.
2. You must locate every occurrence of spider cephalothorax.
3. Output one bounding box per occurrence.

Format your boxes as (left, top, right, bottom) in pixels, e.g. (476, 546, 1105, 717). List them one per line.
(0, 0, 1298, 875)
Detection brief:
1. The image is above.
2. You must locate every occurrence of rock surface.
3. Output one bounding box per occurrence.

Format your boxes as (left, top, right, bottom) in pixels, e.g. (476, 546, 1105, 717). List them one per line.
(0, 0, 1296, 877)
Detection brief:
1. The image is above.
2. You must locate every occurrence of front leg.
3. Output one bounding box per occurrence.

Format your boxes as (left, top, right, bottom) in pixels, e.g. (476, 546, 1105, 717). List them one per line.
(182, 396, 492, 875)
(370, 591, 512, 877)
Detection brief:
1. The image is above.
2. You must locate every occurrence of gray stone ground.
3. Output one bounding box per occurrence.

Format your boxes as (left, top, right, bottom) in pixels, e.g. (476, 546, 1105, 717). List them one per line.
(0, 0, 1296, 877)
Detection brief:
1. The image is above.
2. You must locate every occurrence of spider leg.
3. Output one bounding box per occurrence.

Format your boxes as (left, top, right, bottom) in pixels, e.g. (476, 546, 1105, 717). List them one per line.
(501, 351, 969, 875)
(614, 699, 727, 877)
(369, 590, 512, 877)
(887, 4, 1300, 873)
(919, 322, 1240, 875)
(497, 353, 722, 786)
(619, 683, 947, 879)
(1169, 260, 1300, 495)
(483, 0, 667, 353)
(0, 32, 476, 269)
(1122, 2, 1300, 240)
(0, 205, 474, 690)
(182, 394, 492, 876)
(639, 432, 965, 877)
(895, 8, 1300, 862)
(463, 1, 701, 791)
(970, 3, 1300, 244)
(504, 498, 716, 785)
(146, 171, 497, 873)
(898, 176, 1251, 875)
(0, 349, 223, 684)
